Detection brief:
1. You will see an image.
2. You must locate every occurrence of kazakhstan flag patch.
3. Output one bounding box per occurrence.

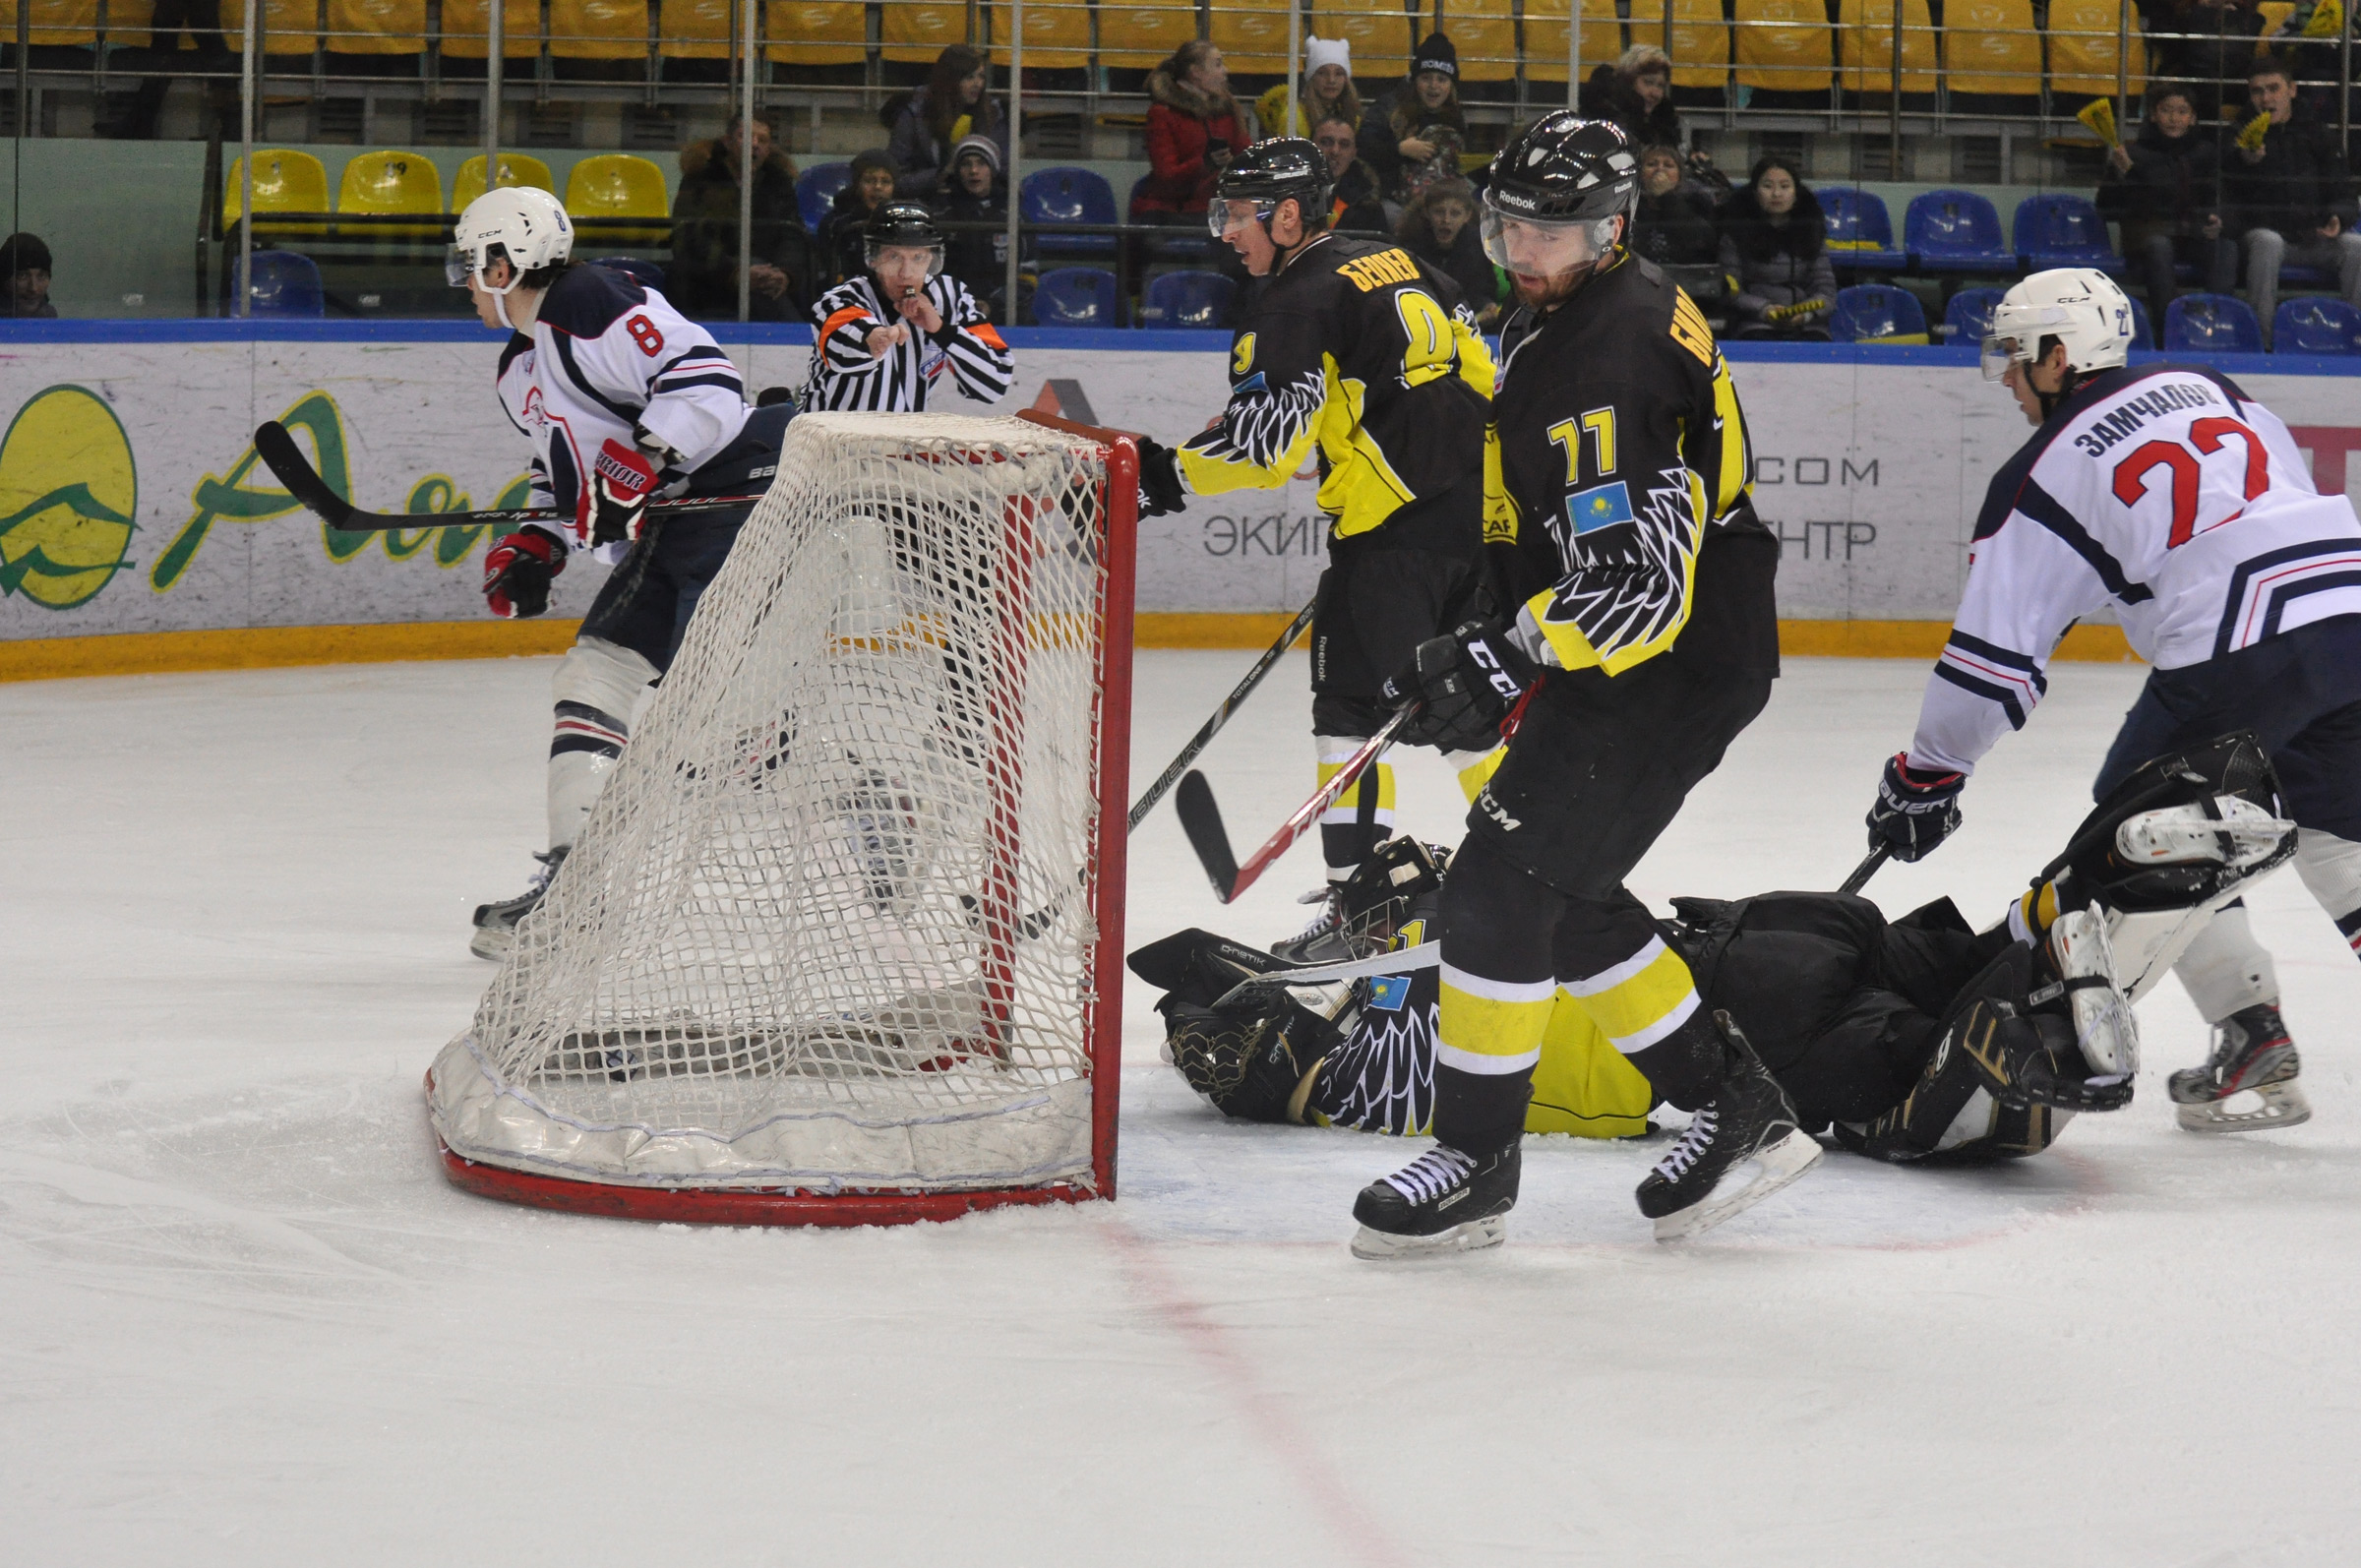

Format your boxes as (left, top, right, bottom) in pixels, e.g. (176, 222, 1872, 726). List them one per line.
(1366, 974, 1413, 1011)
(1567, 479, 1635, 534)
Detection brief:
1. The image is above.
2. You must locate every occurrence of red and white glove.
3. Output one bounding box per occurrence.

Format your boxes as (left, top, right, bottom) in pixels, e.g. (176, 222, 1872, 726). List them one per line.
(482, 524, 567, 619)
(583, 437, 660, 548)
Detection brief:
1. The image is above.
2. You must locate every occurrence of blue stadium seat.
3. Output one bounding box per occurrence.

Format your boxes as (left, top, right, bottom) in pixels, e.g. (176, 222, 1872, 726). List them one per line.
(1140, 270, 1235, 328)
(2163, 292, 2264, 353)
(225, 249, 325, 317)
(1942, 286, 2006, 341)
(2013, 193, 2125, 273)
(2130, 295, 2153, 349)
(1022, 166, 1119, 259)
(796, 162, 850, 232)
(1032, 267, 1121, 327)
(1819, 186, 1907, 271)
(2272, 297, 2361, 354)
(1904, 189, 2017, 273)
(1829, 283, 1929, 343)
(1129, 176, 1214, 261)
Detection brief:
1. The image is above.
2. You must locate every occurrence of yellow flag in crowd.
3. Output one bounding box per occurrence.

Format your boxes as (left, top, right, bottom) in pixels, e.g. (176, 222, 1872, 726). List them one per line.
(2236, 112, 2272, 151)
(2077, 97, 2120, 148)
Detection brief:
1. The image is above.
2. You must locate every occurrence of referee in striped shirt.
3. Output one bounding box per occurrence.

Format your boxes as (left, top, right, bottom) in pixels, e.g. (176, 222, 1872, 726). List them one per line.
(801, 203, 1015, 412)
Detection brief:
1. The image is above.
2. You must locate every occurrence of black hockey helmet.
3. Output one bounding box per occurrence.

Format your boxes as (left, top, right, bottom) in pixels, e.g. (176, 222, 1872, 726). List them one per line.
(1208, 137, 1334, 241)
(864, 201, 945, 277)
(1481, 113, 1639, 282)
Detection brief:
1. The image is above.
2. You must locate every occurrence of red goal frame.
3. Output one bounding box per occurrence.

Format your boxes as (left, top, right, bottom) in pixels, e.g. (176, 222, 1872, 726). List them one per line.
(432, 409, 1140, 1227)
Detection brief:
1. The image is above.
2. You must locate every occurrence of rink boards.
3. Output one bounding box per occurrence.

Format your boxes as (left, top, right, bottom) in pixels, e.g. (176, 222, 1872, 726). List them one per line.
(4, 324, 2359, 671)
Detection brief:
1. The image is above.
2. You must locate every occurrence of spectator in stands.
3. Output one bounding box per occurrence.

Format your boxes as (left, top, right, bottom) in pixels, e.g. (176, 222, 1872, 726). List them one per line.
(1315, 115, 1390, 235)
(1362, 33, 1466, 203)
(817, 151, 899, 289)
(2097, 86, 2236, 329)
(1256, 35, 1361, 141)
(1717, 156, 1836, 338)
(889, 44, 1009, 199)
(1579, 45, 1684, 151)
(937, 135, 1016, 322)
(1630, 144, 1719, 269)
(1132, 40, 1247, 225)
(1397, 177, 1501, 327)
(2, 233, 55, 318)
(2141, 0, 2267, 123)
(2223, 54, 2361, 342)
(670, 111, 810, 322)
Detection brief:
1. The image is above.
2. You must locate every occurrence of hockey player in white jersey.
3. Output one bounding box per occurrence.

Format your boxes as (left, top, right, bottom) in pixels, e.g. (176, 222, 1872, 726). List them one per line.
(800, 203, 1014, 412)
(447, 186, 792, 958)
(1864, 268, 2361, 1132)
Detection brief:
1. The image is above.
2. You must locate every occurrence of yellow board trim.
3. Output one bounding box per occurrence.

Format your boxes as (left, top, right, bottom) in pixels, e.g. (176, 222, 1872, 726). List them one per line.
(0, 615, 2143, 683)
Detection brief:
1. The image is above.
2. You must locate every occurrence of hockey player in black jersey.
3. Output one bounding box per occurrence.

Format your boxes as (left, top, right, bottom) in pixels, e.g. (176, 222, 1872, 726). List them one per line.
(447, 186, 790, 959)
(1131, 138, 1495, 963)
(1349, 115, 1804, 1257)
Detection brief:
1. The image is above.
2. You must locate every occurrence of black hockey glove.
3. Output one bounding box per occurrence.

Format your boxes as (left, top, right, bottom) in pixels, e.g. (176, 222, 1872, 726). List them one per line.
(1867, 752, 1966, 862)
(482, 524, 568, 619)
(1136, 437, 1187, 518)
(1383, 620, 1540, 754)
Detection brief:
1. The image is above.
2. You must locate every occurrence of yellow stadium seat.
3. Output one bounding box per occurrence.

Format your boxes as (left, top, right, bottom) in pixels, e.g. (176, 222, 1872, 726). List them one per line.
(440, 0, 542, 58)
(335, 149, 444, 241)
(1733, 0, 1832, 93)
(567, 152, 670, 246)
(0, 0, 99, 46)
(1838, 0, 1935, 92)
(1523, 0, 1623, 83)
(658, 0, 729, 58)
(224, 149, 331, 238)
(221, 0, 320, 50)
(766, 0, 866, 63)
(326, 0, 424, 52)
(2047, 0, 2146, 98)
(1096, 2, 1199, 68)
(1446, 0, 1517, 82)
(1309, 0, 1413, 81)
(551, 0, 649, 58)
(452, 152, 559, 210)
(879, 1, 969, 62)
(1210, 0, 1294, 76)
(1624, 0, 1731, 90)
(986, 0, 1089, 68)
(1944, 0, 2039, 96)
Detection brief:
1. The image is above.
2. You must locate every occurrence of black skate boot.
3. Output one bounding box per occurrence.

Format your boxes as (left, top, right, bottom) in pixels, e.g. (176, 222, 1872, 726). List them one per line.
(1350, 1142, 1519, 1260)
(2168, 1002, 2310, 1133)
(1271, 885, 1354, 966)
(1636, 1013, 1822, 1241)
(470, 846, 566, 961)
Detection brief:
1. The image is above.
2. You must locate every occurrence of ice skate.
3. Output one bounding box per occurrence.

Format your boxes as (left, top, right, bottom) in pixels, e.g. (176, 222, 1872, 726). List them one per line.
(470, 846, 566, 961)
(2169, 1002, 2311, 1133)
(1350, 1142, 1518, 1260)
(1272, 885, 1354, 966)
(1637, 1013, 1822, 1241)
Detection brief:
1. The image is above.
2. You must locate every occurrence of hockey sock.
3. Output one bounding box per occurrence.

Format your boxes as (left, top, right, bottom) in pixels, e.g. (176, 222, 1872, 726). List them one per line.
(2293, 829, 2361, 962)
(1315, 736, 1394, 884)
(548, 636, 658, 851)
(1553, 905, 1716, 1111)
(2173, 900, 2279, 1024)
(1430, 836, 1554, 1156)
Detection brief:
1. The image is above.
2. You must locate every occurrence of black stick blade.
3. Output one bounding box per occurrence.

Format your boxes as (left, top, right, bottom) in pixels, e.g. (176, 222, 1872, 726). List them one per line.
(1175, 770, 1241, 903)
(252, 420, 355, 528)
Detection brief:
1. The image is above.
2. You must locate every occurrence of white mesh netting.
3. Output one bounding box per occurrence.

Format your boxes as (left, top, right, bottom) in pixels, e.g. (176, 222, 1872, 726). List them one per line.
(429, 413, 1123, 1195)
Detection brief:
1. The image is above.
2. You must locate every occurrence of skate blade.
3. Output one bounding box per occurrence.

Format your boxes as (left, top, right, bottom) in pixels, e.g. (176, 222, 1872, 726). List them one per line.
(1653, 1129, 1823, 1243)
(468, 926, 514, 962)
(2175, 1080, 2311, 1134)
(1350, 1213, 1506, 1261)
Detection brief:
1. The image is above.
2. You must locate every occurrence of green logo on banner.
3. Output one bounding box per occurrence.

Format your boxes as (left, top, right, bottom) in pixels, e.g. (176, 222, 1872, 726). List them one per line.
(0, 385, 140, 610)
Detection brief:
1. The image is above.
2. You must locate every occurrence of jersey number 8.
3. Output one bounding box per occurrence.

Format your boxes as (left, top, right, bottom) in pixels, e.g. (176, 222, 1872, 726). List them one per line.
(625, 313, 665, 356)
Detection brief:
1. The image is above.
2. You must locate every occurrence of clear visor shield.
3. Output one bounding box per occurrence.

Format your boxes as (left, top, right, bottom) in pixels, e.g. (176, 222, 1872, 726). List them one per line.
(446, 246, 477, 288)
(1480, 204, 1613, 277)
(864, 239, 946, 280)
(1979, 332, 2027, 382)
(1208, 199, 1274, 240)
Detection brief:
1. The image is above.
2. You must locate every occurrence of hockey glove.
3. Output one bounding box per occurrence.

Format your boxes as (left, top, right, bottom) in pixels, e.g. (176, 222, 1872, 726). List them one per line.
(1866, 752, 1966, 862)
(482, 524, 568, 619)
(584, 438, 661, 548)
(1383, 620, 1540, 754)
(1136, 437, 1188, 518)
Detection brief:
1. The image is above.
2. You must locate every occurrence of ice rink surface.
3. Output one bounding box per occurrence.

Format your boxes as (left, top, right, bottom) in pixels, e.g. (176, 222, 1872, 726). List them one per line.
(5, 648, 2358, 1566)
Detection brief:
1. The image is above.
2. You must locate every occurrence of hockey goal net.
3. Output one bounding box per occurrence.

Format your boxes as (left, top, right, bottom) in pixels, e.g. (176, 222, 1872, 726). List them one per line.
(427, 410, 1137, 1224)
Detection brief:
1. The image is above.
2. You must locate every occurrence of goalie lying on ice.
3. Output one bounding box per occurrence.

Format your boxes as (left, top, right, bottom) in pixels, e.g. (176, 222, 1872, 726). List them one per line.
(1131, 732, 2297, 1176)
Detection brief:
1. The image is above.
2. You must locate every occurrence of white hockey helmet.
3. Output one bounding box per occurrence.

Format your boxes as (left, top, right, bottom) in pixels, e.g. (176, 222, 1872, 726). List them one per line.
(447, 186, 574, 292)
(1981, 267, 2135, 382)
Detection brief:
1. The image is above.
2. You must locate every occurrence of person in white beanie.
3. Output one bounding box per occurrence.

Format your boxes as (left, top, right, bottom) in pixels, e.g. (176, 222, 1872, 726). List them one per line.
(1256, 34, 1360, 140)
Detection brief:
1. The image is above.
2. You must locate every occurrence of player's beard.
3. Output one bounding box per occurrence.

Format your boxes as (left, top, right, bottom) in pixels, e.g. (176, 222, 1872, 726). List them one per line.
(1510, 265, 1586, 311)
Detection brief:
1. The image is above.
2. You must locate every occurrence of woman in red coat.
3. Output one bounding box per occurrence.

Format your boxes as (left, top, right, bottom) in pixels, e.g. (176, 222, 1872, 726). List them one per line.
(1131, 40, 1247, 221)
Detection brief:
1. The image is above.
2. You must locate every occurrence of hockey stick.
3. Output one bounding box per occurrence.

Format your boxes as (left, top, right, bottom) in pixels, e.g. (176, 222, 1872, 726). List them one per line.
(1839, 845, 1892, 896)
(1209, 938, 1442, 1009)
(1175, 702, 1422, 905)
(251, 421, 762, 534)
(1126, 595, 1317, 832)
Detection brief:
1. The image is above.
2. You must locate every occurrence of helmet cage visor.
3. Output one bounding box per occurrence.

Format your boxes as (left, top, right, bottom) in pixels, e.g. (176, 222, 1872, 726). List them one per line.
(864, 237, 946, 278)
(1209, 197, 1279, 239)
(1479, 197, 1617, 276)
(1980, 301, 2074, 380)
(447, 240, 518, 291)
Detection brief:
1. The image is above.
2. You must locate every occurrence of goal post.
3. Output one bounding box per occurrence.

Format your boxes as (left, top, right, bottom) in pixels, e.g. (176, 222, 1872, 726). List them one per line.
(427, 410, 1140, 1225)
